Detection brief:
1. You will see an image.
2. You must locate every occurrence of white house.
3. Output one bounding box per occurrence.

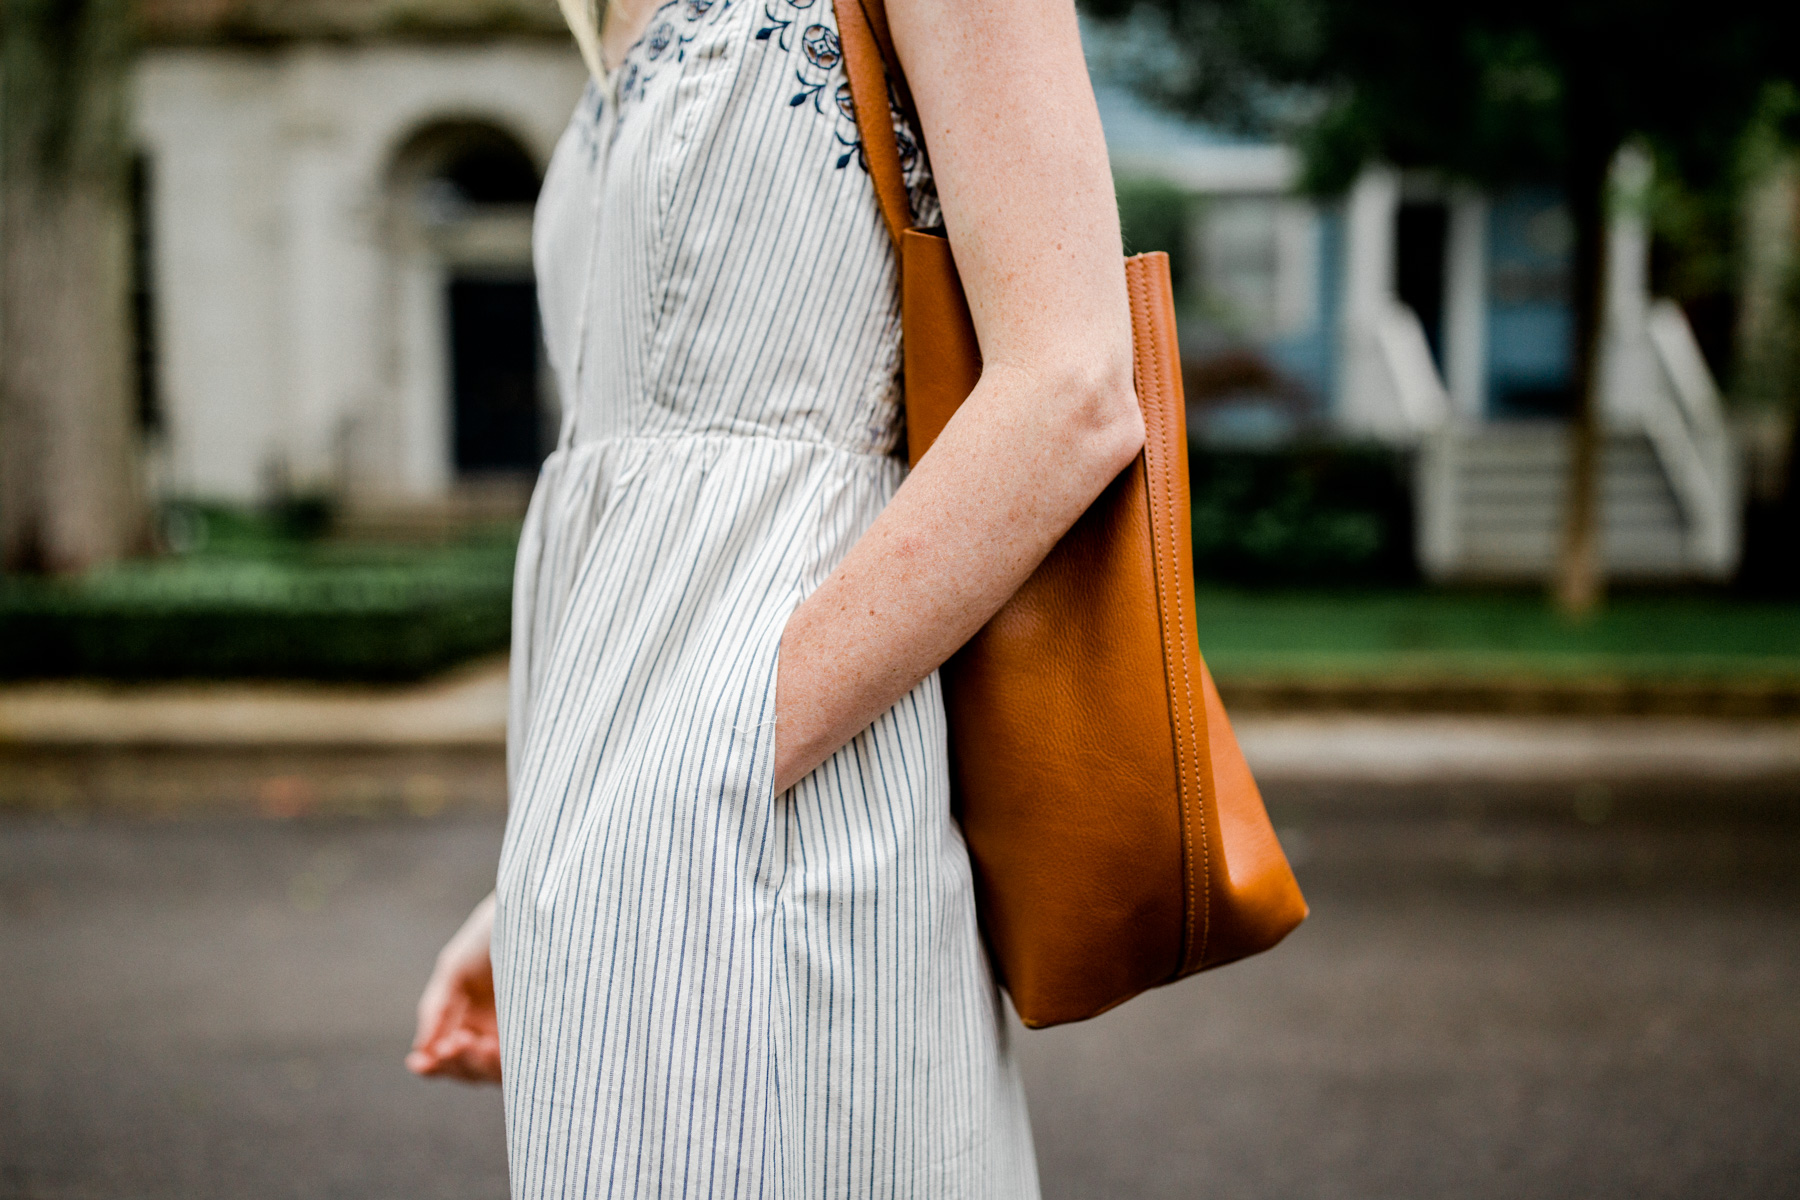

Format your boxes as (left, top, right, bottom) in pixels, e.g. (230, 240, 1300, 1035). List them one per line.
(1096, 82, 1742, 582)
(134, 0, 586, 510)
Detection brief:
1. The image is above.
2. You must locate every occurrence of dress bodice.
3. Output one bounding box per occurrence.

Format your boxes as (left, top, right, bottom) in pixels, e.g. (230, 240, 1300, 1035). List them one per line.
(532, 0, 939, 456)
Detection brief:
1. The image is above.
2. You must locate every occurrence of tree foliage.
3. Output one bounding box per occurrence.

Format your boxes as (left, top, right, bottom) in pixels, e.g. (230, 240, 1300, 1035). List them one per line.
(1085, 0, 1798, 197)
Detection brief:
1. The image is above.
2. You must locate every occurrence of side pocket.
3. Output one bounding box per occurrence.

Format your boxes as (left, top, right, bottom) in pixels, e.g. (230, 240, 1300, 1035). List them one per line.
(739, 587, 801, 810)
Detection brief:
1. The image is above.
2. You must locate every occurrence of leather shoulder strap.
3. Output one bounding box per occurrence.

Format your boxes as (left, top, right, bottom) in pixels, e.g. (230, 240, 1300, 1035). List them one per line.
(857, 0, 898, 66)
(856, 0, 925, 152)
(834, 0, 914, 247)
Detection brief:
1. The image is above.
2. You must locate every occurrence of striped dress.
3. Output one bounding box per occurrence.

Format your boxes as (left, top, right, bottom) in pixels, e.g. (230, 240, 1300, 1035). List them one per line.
(491, 2, 1041, 1196)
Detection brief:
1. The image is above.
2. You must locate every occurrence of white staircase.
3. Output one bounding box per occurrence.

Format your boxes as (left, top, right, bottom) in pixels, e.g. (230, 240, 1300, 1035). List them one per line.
(1418, 425, 1707, 579)
(1417, 304, 1740, 582)
(1336, 156, 1741, 581)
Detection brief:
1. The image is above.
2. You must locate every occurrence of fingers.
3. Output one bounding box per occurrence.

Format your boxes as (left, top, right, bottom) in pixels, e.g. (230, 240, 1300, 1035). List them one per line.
(413, 938, 487, 1052)
(412, 968, 460, 1053)
(410, 894, 502, 1084)
(405, 1025, 503, 1083)
(415, 910, 495, 1054)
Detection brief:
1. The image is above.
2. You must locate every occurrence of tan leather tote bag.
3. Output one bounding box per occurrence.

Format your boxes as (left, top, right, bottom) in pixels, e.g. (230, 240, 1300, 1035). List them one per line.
(835, 0, 1307, 1027)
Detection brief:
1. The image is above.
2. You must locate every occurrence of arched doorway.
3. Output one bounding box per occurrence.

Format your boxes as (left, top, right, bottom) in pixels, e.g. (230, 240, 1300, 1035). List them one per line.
(389, 120, 548, 492)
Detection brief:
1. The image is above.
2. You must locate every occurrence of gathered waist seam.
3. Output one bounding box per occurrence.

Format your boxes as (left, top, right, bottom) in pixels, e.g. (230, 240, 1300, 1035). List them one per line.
(554, 430, 903, 463)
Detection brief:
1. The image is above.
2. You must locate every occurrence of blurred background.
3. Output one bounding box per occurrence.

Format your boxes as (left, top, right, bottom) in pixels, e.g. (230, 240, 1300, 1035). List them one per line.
(0, 0, 1797, 1197)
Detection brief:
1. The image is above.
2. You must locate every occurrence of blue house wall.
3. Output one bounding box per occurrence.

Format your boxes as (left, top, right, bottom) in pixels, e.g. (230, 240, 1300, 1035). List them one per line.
(1264, 208, 1342, 414)
(1486, 188, 1575, 418)
(1094, 65, 1580, 434)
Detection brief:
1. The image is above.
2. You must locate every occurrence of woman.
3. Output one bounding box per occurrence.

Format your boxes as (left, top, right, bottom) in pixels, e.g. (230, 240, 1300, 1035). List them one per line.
(407, 0, 1142, 1193)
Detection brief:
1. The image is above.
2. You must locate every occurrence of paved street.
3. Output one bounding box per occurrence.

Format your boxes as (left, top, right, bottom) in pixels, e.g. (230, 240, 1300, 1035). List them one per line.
(3, 782, 1797, 1199)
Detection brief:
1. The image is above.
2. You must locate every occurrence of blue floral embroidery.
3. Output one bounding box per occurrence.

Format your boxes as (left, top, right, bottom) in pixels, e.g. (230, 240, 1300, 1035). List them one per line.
(572, 79, 609, 165)
(645, 20, 675, 60)
(618, 59, 647, 105)
(614, 0, 734, 121)
(757, 0, 935, 217)
(783, 26, 839, 108)
(799, 23, 840, 69)
(754, 0, 814, 48)
(760, 1, 842, 113)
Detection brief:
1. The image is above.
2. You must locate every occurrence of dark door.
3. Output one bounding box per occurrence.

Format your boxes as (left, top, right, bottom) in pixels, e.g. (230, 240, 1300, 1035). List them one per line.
(1396, 201, 1449, 370)
(449, 277, 543, 474)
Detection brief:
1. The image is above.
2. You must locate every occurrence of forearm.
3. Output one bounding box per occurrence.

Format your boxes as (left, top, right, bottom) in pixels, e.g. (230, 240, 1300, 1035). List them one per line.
(767, 0, 1139, 793)
(770, 358, 1141, 792)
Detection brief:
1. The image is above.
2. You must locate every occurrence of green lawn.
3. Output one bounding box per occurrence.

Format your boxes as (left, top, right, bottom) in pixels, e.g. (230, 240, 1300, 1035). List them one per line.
(1193, 588, 1800, 683)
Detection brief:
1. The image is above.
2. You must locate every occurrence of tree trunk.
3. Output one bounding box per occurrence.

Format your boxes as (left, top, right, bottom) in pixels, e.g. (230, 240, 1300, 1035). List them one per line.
(1553, 147, 1614, 617)
(0, 0, 143, 575)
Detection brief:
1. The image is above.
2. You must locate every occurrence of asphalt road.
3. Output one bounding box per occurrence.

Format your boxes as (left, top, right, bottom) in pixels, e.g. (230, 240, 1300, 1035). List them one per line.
(3, 784, 1797, 1200)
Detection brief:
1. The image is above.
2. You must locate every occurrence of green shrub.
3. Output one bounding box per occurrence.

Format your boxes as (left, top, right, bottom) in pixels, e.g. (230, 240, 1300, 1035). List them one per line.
(0, 509, 517, 681)
(1189, 443, 1417, 586)
(1, 450, 1419, 680)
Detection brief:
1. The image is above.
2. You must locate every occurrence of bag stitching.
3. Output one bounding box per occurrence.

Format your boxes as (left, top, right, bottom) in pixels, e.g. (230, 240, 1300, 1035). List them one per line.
(1132, 259, 1203, 977)
(1162, 269, 1210, 971)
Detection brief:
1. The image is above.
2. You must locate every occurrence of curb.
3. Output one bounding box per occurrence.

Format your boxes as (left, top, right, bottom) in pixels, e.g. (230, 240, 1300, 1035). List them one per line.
(1232, 713, 1800, 785)
(3, 660, 1798, 816)
(0, 743, 507, 820)
(0, 659, 509, 818)
(1218, 675, 1800, 718)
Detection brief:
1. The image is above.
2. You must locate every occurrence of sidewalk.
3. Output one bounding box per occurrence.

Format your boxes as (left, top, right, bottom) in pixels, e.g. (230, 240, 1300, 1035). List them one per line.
(0, 659, 510, 818)
(0, 656, 508, 748)
(2, 658, 1797, 815)
(1234, 712, 1800, 784)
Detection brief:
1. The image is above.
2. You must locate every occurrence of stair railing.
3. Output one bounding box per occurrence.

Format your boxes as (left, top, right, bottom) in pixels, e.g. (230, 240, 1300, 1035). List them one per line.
(1639, 299, 1738, 576)
(1375, 300, 1453, 436)
(1376, 300, 1457, 579)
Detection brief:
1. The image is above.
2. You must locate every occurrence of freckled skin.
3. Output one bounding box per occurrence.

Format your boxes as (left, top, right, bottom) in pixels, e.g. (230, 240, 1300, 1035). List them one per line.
(409, 0, 1140, 1084)
(770, 0, 1142, 792)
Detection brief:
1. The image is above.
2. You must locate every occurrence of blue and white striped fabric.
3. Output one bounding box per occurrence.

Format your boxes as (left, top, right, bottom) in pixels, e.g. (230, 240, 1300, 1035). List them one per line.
(492, 2, 1040, 1196)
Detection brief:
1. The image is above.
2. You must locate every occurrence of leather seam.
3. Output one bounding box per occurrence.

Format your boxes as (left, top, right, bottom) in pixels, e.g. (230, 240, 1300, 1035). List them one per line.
(1172, 302, 1209, 974)
(1132, 259, 1200, 979)
(1158, 259, 1208, 972)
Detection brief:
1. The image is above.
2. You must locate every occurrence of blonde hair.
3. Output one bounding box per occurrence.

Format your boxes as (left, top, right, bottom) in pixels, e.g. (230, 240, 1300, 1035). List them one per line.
(556, 0, 607, 83)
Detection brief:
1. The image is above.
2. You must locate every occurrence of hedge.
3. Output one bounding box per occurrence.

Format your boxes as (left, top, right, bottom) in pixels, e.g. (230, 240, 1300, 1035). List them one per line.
(0, 512, 516, 681)
(1188, 442, 1417, 587)
(1, 444, 1419, 681)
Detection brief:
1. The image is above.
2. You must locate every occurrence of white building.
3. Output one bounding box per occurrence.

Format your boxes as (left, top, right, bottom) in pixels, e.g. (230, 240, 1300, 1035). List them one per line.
(134, 0, 586, 510)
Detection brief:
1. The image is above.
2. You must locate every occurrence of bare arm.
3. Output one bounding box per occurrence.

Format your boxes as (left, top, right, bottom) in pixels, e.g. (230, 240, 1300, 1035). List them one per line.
(410, 3, 1131, 1080)
(771, 0, 1143, 792)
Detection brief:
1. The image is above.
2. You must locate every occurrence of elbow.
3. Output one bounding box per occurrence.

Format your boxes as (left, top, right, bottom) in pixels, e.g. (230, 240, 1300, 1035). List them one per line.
(1051, 351, 1145, 476)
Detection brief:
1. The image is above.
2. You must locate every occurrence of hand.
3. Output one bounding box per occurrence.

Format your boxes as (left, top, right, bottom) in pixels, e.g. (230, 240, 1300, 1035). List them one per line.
(406, 893, 502, 1084)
